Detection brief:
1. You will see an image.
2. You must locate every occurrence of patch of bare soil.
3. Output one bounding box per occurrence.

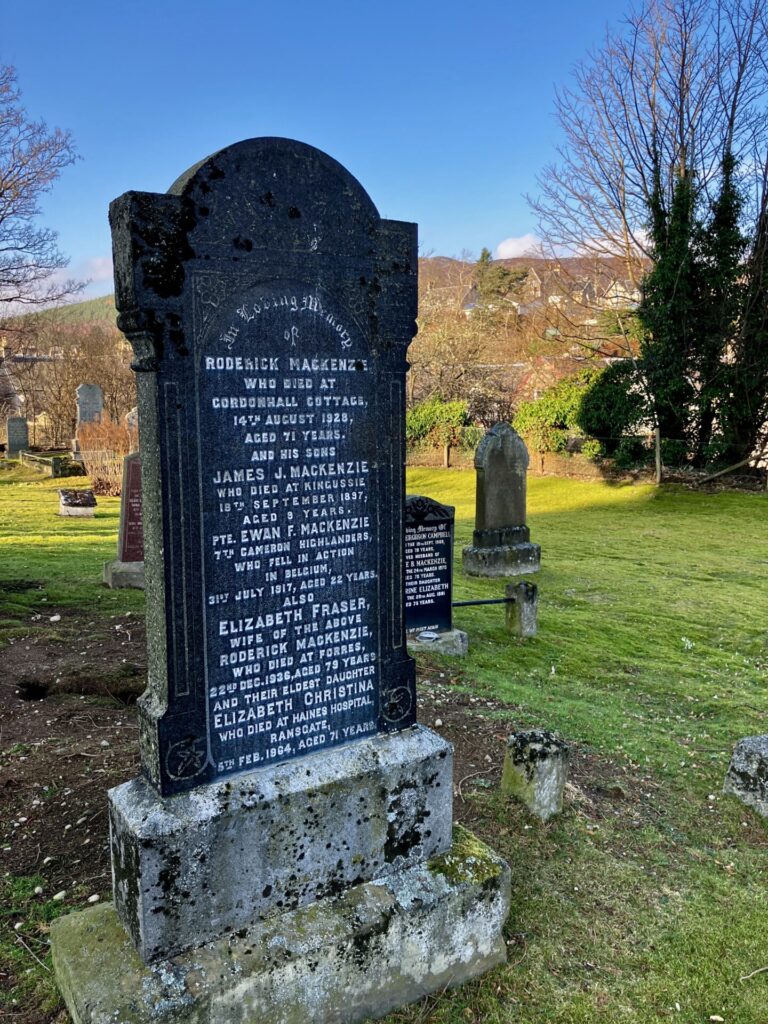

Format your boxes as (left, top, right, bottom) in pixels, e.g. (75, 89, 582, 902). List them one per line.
(0, 613, 654, 1024)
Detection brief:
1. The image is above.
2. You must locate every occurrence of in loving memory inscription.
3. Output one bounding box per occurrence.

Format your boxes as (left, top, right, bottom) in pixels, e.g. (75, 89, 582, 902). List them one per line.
(203, 289, 379, 777)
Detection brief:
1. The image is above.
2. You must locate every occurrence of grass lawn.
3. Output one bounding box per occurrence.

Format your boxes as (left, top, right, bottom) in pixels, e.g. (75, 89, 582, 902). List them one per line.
(1, 462, 767, 1023)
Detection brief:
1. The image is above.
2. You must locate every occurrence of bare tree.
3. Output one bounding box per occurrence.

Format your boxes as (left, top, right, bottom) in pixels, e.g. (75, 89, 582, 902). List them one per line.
(0, 64, 82, 319)
(4, 317, 136, 447)
(528, 0, 768, 351)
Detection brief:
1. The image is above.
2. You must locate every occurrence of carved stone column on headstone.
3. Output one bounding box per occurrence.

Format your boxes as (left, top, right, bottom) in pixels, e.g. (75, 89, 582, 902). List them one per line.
(405, 495, 467, 656)
(51, 139, 510, 1024)
(103, 452, 144, 588)
(462, 422, 541, 576)
(6, 416, 29, 456)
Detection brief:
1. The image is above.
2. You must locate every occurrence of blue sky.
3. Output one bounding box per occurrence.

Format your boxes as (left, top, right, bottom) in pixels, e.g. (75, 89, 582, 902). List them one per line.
(3, 0, 623, 299)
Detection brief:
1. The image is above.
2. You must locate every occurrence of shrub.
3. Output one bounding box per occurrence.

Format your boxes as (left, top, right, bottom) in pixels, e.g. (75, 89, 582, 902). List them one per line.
(613, 436, 651, 469)
(576, 361, 649, 455)
(459, 423, 485, 453)
(78, 414, 138, 495)
(581, 438, 603, 461)
(659, 438, 688, 467)
(406, 398, 470, 450)
(513, 368, 602, 453)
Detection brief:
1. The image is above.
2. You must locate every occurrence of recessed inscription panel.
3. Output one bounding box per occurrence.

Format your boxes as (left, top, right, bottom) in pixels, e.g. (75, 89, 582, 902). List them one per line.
(119, 455, 144, 563)
(196, 284, 379, 780)
(404, 496, 454, 635)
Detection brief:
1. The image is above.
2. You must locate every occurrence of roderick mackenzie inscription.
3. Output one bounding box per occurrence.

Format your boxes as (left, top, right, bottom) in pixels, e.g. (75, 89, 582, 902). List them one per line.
(198, 286, 380, 777)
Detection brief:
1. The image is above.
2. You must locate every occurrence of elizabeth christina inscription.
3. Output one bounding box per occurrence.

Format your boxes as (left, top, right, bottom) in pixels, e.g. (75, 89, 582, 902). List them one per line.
(197, 285, 380, 778)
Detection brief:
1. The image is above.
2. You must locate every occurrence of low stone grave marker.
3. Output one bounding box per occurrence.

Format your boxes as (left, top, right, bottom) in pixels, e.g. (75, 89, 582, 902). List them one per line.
(463, 421, 541, 576)
(405, 494, 467, 655)
(103, 452, 144, 588)
(50, 137, 510, 1024)
(502, 730, 569, 821)
(505, 579, 539, 637)
(6, 416, 29, 456)
(58, 488, 96, 518)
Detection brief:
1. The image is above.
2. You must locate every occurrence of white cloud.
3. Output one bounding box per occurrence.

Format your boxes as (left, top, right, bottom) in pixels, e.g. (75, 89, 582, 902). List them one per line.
(85, 256, 114, 283)
(495, 234, 539, 259)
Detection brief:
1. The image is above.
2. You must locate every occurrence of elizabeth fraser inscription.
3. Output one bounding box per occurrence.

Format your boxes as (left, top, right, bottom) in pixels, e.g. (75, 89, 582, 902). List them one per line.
(198, 286, 379, 780)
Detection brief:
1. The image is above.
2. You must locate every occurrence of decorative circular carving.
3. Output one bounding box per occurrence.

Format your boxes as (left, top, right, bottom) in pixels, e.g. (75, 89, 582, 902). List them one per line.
(381, 686, 413, 724)
(165, 736, 207, 781)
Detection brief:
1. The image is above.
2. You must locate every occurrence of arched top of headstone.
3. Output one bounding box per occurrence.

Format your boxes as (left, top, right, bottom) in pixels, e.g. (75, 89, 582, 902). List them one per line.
(474, 422, 529, 472)
(166, 137, 381, 257)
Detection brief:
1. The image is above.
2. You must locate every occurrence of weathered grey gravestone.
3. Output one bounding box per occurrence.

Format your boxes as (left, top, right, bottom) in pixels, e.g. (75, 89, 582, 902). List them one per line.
(76, 383, 104, 428)
(405, 495, 467, 656)
(6, 416, 28, 456)
(51, 138, 510, 1024)
(103, 452, 144, 588)
(505, 580, 539, 637)
(462, 422, 541, 576)
(72, 383, 104, 462)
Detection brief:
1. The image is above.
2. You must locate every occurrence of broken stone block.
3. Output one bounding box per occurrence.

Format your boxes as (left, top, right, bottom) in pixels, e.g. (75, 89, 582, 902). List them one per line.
(501, 730, 569, 821)
(505, 581, 538, 637)
(723, 735, 768, 817)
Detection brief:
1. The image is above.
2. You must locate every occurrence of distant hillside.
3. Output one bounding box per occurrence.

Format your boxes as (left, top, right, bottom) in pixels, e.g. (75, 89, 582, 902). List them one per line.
(38, 294, 117, 325)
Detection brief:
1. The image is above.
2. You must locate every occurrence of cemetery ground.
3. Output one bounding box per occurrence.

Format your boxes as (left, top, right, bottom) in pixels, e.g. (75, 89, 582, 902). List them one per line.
(0, 464, 766, 1024)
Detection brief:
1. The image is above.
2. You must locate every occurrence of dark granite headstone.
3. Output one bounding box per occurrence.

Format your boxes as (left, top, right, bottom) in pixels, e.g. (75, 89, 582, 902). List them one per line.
(58, 488, 97, 517)
(6, 416, 28, 456)
(462, 422, 541, 576)
(109, 137, 417, 794)
(405, 495, 454, 634)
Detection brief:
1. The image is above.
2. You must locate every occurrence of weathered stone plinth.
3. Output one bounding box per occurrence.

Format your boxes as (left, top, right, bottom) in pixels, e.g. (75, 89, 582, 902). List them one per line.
(52, 826, 510, 1024)
(723, 735, 768, 817)
(103, 559, 145, 589)
(110, 726, 452, 961)
(407, 628, 469, 657)
(462, 542, 541, 577)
